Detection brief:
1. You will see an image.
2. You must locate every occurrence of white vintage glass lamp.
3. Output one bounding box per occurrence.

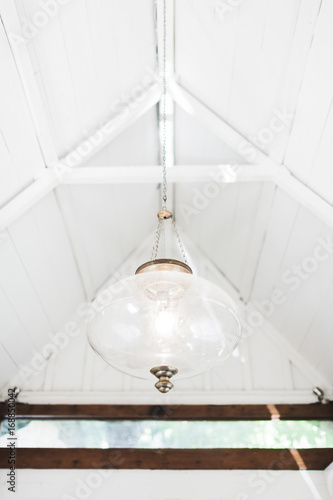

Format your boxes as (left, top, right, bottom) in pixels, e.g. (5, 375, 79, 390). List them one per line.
(86, 1, 242, 393)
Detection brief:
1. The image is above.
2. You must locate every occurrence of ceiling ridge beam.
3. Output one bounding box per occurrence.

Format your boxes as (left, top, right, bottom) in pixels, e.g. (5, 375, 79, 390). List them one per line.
(169, 81, 333, 229)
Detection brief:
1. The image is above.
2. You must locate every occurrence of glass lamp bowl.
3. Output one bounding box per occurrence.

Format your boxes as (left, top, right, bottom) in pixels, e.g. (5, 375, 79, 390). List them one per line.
(86, 259, 242, 391)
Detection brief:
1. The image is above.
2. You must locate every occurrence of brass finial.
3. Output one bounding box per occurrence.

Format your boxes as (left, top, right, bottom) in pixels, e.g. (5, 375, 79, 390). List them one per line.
(150, 366, 178, 393)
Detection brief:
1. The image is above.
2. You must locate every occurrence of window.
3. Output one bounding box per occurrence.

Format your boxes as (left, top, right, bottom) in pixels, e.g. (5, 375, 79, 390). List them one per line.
(1, 419, 332, 449)
(0, 403, 332, 470)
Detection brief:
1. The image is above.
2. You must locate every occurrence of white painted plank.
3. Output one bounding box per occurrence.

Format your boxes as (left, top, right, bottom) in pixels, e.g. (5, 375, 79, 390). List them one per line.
(246, 0, 300, 153)
(0, 234, 51, 346)
(248, 328, 286, 390)
(251, 188, 299, 302)
(176, 181, 240, 290)
(0, 19, 45, 206)
(18, 0, 83, 156)
(1, 0, 58, 166)
(284, 0, 333, 183)
(307, 101, 333, 204)
(80, 108, 159, 167)
(225, 0, 270, 137)
(210, 350, 245, 391)
(8, 192, 84, 330)
(290, 361, 314, 390)
(267, 206, 326, 346)
(300, 275, 333, 383)
(175, 0, 238, 121)
(0, 343, 19, 390)
(174, 105, 246, 164)
(0, 283, 35, 366)
(58, 184, 159, 295)
(238, 182, 276, 301)
(269, 0, 322, 164)
(57, 0, 102, 135)
(226, 183, 269, 297)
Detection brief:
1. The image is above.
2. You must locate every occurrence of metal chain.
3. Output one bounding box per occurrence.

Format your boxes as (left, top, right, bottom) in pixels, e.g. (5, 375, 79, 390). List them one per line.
(172, 219, 189, 265)
(149, 0, 189, 266)
(150, 218, 163, 261)
(162, 0, 167, 210)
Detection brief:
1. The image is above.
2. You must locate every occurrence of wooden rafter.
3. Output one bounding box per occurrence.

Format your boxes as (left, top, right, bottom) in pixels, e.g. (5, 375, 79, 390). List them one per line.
(1, 403, 332, 420)
(0, 448, 332, 470)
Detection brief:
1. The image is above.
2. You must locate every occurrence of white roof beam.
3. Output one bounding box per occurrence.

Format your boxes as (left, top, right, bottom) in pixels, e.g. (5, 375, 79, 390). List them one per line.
(51, 82, 163, 171)
(1, 163, 333, 231)
(61, 164, 273, 184)
(169, 81, 333, 229)
(0, 170, 58, 232)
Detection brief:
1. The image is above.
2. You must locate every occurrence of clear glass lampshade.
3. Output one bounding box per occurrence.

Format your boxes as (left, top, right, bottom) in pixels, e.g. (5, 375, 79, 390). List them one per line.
(86, 260, 242, 388)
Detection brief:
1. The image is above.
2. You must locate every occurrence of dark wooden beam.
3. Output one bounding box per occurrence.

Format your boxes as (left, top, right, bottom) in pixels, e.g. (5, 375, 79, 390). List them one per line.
(0, 403, 332, 420)
(0, 448, 332, 470)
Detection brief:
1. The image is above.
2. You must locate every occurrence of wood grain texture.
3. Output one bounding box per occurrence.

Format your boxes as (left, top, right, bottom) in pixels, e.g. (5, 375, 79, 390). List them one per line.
(0, 448, 332, 470)
(1, 403, 332, 420)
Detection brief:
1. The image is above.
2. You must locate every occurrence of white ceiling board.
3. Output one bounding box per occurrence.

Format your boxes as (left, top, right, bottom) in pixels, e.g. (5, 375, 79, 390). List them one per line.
(0, 283, 36, 366)
(269, 0, 322, 164)
(175, 0, 237, 123)
(14, 0, 157, 157)
(81, 107, 159, 167)
(48, 327, 88, 392)
(0, 19, 45, 207)
(249, 330, 289, 391)
(56, 183, 160, 297)
(270, 212, 330, 345)
(284, 0, 333, 193)
(0, 234, 52, 347)
(174, 105, 247, 164)
(244, 0, 308, 162)
(0, 190, 86, 389)
(306, 101, 333, 204)
(300, 276, 333, 382)
(251, 188, 300, 302)
(175, 181, 274, 298)
(175, 0, 319, 164)
(250, 193, 333, 382)
(0, 344, 17, 390)
(290, 361, 315, 390)
(7, 192, 84, 330)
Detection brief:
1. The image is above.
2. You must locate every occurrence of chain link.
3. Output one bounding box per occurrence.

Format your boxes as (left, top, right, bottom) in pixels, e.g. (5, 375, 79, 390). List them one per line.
(149, 0, 189, 266)
(172, 219, 189, 265)
(150, 218, 163, 261)
(162, 0, 167, 209)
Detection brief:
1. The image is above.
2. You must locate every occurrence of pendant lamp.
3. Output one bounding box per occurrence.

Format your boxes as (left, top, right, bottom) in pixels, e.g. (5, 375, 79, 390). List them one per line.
(86, 0, 242, 392)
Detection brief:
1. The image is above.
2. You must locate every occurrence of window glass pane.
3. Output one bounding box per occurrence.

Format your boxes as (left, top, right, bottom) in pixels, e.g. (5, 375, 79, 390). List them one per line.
(0, 420, 332, 449)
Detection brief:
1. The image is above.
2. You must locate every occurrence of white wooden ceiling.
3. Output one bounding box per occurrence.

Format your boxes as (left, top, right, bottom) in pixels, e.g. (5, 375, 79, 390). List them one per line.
(0, 0, 332, 400)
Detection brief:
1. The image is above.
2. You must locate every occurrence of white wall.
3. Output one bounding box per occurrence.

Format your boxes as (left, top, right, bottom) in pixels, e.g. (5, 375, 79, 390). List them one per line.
(1, 470, 331, 500)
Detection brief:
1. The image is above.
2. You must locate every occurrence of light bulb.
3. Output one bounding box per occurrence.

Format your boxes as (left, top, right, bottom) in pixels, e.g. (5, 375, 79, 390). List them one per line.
(154, 309, 175, 337)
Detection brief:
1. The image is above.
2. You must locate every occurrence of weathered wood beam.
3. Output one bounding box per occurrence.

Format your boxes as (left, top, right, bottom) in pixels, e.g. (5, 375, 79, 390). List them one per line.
(0, 448, 332, 470)
(1, 403, 332, 420)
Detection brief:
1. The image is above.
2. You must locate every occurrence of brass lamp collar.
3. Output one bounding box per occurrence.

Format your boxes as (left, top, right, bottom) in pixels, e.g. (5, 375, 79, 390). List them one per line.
(135, 258, 193, 275)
